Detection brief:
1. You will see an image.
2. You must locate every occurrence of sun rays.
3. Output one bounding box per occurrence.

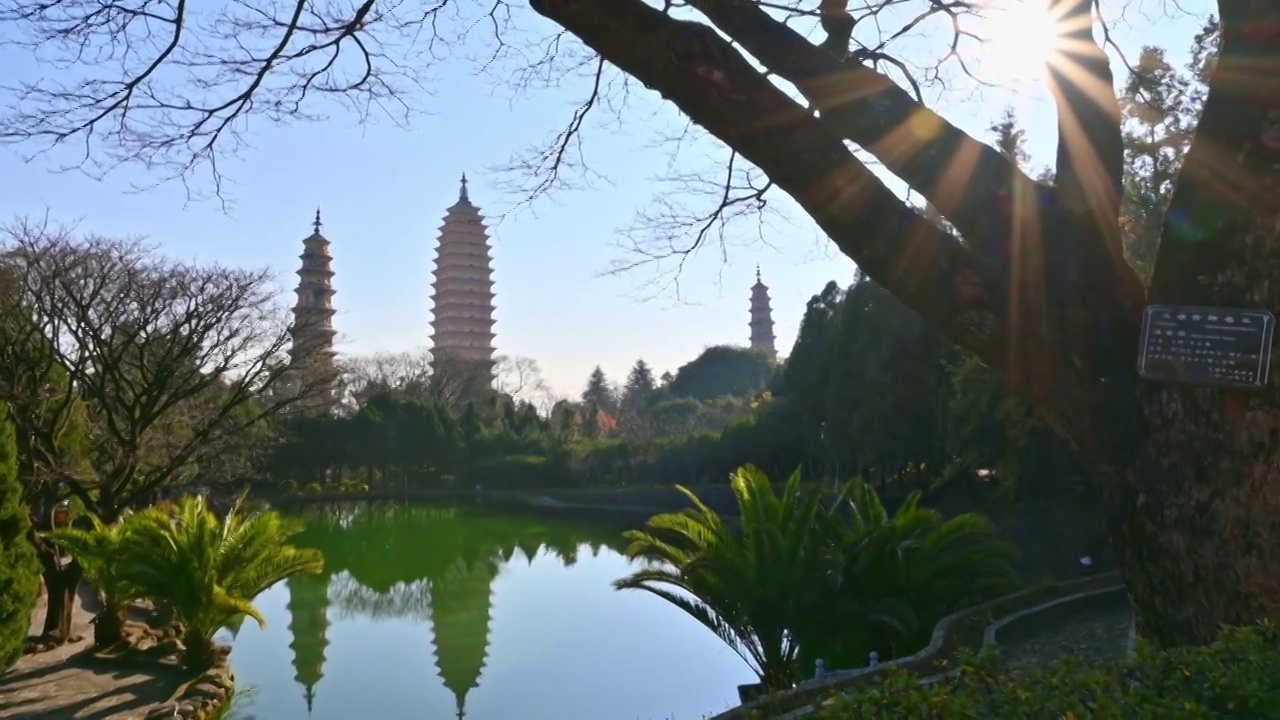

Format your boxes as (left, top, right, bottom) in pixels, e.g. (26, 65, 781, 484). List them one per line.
(978, 0, 1073, 84)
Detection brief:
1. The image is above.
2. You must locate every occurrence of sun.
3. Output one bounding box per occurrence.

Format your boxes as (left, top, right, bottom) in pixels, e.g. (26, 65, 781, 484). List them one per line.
(979, 0, 1069, 84)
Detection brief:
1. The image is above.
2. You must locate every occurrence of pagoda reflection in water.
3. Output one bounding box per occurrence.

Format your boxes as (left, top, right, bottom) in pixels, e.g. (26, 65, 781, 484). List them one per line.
(284, 504, 619, 717)
(285, 572, 331, 715)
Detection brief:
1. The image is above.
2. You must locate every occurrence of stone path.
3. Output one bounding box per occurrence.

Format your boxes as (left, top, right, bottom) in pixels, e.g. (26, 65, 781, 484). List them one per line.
(996, 603, 1135, 669)
(0, 587, 188, 720)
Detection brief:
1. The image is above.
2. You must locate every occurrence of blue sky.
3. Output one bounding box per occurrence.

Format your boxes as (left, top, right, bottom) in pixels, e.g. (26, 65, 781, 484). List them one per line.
(0, 0, 1210, 398)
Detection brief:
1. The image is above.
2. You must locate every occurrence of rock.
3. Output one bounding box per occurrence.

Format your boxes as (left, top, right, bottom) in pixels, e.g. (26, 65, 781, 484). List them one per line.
(145, 706, 179, 720)
(156, 637, 184, 656)
(186, 682, 224, 700)
(175, 701, 197, 717)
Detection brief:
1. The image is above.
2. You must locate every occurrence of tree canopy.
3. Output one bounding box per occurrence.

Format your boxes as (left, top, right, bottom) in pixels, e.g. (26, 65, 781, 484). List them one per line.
(0, 0, 1274, 648)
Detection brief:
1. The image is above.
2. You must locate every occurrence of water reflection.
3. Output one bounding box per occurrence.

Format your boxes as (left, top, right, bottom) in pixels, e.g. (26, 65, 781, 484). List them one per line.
(282, 504, 622, 718)
(285, 572, 330, 714)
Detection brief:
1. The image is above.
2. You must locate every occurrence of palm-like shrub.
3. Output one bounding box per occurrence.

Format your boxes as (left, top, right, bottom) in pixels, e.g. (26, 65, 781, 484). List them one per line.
(614, 465, 1019, 692)
(796, 483, 1019, 670)
(615, 466, 828, 690)
(114, 495, 323, 668)
(48, 513, 142, 648)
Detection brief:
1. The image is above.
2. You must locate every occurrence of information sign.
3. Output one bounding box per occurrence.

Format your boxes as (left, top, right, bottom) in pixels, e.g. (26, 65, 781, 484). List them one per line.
(1137, 305, 1275, 390)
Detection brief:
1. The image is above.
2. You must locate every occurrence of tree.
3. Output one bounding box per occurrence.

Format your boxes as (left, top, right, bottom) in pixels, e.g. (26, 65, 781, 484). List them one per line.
(622, 359, 657, 410)
(581, 366, 616, 411)
(988, 107, 1030, 167)
(614, 466, 1017, 689)
(0, 261, 94, 645)
(0, 402, 40, 671)
(338, 349, 434, 409)
(67, 495, 325, 669)
(667, 345, 774, 401)
(45, 512, 137, 648)
(0, 0, 1271, 648)
(1, 219, 336, 525)
(1118, 21, 1219, 285)
(493, 355, 555, 412)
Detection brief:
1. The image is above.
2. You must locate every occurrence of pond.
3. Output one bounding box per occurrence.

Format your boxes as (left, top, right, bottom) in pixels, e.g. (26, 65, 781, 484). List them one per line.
(220, 503, 755, 720)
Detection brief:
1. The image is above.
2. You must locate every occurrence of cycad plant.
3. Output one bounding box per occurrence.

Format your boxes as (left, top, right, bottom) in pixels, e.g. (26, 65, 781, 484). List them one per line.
(113, 495, 324, 668)
(48, 512, 142, 648)
(614, 466, 827, 691)
(796, 483, 1019, 670)
(615, 466, 1019, 692)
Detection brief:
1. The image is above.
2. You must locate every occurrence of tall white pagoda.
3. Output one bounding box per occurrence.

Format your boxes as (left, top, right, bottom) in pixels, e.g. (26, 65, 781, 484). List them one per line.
(749, 266, 777, 360)
(429, 174, 497, 374)
(289, 209, 339, 409)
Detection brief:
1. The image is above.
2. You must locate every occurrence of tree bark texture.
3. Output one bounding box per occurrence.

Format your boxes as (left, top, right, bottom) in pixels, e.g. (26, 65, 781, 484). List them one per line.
(34, 548, 80, 643)
(1103, 3, 1280, 647)
(531, 0, 1280, 647)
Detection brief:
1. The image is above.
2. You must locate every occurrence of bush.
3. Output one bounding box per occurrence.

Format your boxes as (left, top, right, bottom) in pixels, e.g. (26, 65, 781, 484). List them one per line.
(278, 478, 298, 493)
(0, 405, 41, 670)
(304, 482, 324, 494)
(813, 622, 1280, 718)
(57, 495, 324, 669)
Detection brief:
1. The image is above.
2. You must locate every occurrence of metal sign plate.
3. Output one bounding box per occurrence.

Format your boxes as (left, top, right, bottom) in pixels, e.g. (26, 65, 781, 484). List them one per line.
(1137, 305, 1276, 390)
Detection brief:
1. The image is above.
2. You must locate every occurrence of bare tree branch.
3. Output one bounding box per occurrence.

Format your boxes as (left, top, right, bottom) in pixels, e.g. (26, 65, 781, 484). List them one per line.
(530, 0, 1017, 387)
(1, 215, 333, 516)
(0, 0, 471, 199)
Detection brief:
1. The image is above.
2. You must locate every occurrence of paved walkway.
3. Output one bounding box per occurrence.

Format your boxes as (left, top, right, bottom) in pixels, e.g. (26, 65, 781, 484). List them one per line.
(0, 586, 187, 720)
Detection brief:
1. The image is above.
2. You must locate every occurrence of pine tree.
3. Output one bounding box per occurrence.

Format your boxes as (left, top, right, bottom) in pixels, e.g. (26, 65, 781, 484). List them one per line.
(1118, 20, 1218, 284)
(622, 359, 656, 410)
(0, 403, 40, 670)
(581, 366, 615, 411)
(988, 106, 1030, 167)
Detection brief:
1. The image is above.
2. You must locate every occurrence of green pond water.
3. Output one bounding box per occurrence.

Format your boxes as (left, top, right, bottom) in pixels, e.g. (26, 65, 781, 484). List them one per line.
(219, 503, 755, 720)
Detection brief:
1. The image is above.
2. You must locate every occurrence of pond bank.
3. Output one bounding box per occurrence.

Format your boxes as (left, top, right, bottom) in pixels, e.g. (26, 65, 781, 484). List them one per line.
(0, 586, 233, 720)
(269, 481, 1110, 578)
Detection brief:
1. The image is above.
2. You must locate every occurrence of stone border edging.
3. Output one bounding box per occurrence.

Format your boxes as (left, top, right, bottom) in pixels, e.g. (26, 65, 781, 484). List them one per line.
(774, 582, 1127, 720)
(142, 659, 235, 720)
(982, 583, 1128, 647)
(707, 572, 1121, 720)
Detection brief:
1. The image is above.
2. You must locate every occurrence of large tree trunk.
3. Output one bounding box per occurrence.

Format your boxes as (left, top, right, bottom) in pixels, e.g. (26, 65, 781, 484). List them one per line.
(30, 528, 82, 645)
(1098, 2, 1280, 647)
(529, 0, 1280, 649)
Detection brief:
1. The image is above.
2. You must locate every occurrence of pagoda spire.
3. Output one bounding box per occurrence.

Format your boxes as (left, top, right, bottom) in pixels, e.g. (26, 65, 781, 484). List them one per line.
(430, 175, 497, 381)
(289, 209, 339, 411)
(429, 558, 497, 720)
(749, 267, 777, 360)
(313, 207, 322, 234)
(286, 572, 332, 717)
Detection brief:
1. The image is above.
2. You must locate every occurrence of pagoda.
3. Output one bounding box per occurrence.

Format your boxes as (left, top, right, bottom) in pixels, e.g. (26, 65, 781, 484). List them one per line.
(286, 571, 332, 716)
(429, 175, 497, 377)
(289, 209, 339, 410)
(428, 556, 497, 720)
(749, 266, 777, 360)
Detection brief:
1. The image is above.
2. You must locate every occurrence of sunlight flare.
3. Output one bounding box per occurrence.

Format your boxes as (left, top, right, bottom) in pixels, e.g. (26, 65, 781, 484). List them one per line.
(979, 0, 1072, 82)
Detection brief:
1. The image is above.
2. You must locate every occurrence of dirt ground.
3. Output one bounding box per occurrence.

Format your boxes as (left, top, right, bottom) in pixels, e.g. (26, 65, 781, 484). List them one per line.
(0, 586, 187, 720)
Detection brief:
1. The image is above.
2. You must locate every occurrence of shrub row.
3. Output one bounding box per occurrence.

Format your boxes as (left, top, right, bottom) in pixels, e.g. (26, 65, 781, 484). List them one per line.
(812, 623, 1280, 718)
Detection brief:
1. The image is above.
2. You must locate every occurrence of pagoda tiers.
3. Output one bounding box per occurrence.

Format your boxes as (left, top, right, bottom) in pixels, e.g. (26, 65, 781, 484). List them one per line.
(286, 572, 332, 716)
(429, 558, 497, 720)
(749, 266, 777, 360)
(429, 175, 497, 371)
(289, 210, 339, 408)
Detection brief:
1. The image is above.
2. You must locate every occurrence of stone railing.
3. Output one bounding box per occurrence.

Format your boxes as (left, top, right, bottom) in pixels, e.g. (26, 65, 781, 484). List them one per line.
(707, 572, 1122, 720)
(770, 582, 1127, 720)
(982, 584, 1129, 647)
